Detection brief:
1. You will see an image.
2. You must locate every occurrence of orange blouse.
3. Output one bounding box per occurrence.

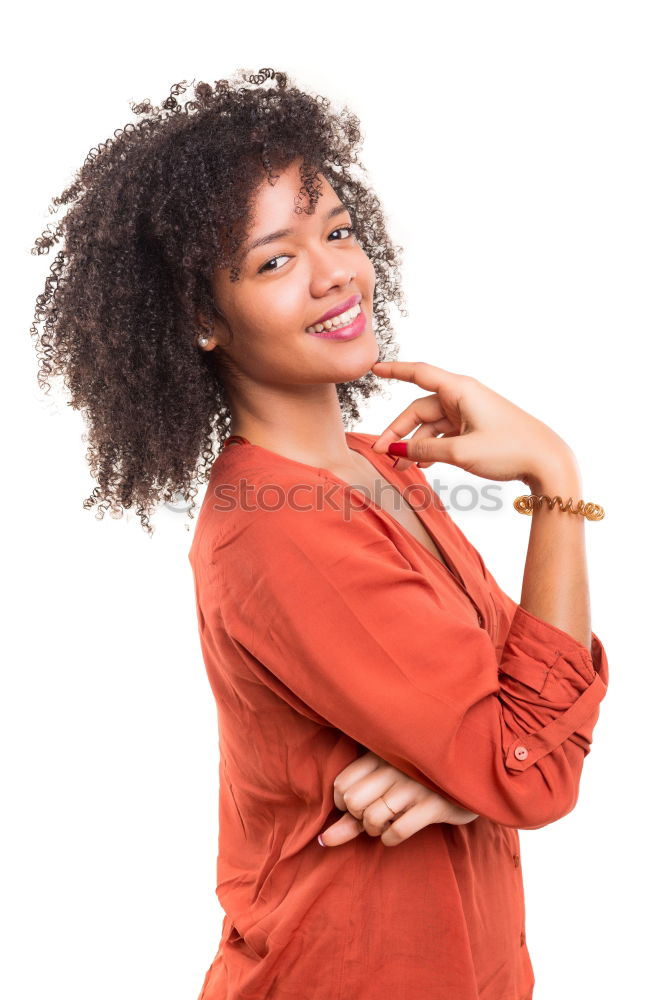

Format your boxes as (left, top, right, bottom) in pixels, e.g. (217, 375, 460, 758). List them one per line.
(187, 430, 609, 1000)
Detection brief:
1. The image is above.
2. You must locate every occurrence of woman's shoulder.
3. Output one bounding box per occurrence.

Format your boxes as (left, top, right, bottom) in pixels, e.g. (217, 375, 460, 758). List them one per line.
(192, 441, 385, 570)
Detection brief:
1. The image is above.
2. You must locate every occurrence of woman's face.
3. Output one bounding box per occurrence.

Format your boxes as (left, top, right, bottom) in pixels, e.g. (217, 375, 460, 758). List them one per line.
(207, 159, 378, 387)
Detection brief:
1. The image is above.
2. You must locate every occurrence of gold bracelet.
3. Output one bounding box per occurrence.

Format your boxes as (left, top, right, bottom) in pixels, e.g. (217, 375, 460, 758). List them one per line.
(513, 494, 605, 521)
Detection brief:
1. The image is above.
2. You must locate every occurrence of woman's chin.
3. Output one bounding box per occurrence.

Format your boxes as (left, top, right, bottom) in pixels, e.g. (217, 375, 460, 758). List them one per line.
(331, 348, 381, 383)
(321, 334, 379, 379)
(298, 327, 379, 382)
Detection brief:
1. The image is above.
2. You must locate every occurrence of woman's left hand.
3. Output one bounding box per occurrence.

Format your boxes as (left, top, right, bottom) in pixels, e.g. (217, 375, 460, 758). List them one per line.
(318, 750, 479, 848)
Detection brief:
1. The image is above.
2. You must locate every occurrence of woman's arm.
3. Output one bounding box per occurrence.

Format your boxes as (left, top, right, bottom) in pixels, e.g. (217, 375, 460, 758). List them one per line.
(521, 453, 590, 651)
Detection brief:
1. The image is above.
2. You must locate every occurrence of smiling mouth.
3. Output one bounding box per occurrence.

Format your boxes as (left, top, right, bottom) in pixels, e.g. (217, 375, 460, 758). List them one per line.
(305, 301, 363, 334)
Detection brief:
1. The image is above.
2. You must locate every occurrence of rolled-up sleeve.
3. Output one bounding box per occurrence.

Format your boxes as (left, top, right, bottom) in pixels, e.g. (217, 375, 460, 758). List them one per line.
(210, 493, 609, 831)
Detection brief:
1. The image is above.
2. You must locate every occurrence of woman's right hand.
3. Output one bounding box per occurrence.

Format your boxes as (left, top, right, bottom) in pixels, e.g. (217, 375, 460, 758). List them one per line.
(370, 360, 575, 484)
(318, 750, 479, 849)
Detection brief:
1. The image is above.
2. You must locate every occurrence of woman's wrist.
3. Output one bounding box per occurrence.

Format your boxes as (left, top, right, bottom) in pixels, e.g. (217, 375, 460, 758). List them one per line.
(521, 449, 582, 496)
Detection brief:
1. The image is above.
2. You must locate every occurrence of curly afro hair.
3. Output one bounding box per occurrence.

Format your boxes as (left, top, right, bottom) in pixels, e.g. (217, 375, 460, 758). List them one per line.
(29, 68, 406, 535)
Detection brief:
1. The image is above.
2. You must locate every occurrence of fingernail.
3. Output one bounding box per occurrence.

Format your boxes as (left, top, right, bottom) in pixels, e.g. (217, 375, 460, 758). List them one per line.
(317, 834, 326, 846)
(387, 442, 408, 457)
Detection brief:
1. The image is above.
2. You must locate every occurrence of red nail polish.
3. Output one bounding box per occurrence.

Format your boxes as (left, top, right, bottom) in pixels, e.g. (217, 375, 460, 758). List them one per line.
(387, 442, 408, 457)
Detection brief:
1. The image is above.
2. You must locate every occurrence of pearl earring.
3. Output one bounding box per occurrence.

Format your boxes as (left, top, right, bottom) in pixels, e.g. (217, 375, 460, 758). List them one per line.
(198, 336, 210, 347)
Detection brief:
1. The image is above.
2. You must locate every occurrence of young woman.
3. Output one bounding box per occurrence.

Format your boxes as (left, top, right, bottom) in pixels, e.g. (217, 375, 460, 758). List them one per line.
(31, 69, 609, 1000)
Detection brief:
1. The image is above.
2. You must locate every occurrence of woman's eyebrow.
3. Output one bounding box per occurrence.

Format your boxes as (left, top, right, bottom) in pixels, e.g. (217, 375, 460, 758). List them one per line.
(243, 203, 349, 257)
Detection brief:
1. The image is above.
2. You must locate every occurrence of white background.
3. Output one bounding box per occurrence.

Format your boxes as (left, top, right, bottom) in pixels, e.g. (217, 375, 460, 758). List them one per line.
(3, 2, 663, 997)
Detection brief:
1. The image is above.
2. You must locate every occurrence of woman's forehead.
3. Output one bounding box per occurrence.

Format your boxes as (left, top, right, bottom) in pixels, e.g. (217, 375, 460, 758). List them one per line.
(246, 162, 338, 232)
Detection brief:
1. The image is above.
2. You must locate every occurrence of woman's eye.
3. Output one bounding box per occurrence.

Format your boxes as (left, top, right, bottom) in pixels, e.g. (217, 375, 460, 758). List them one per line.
(258, 225, 356, 274)
(258, 254, 290, 274)
(331, 225, 355, 240)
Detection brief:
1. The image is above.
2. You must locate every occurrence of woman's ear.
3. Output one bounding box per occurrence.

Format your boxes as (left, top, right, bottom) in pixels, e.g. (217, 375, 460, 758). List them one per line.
(194, 309, 217, 351)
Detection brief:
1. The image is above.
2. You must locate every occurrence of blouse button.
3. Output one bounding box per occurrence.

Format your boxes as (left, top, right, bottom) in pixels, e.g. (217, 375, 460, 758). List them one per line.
(513, 854, 520, 867)
(514, 745, 528, 761)
(477, 611, 483, 625)
(520, 930, 526, 947)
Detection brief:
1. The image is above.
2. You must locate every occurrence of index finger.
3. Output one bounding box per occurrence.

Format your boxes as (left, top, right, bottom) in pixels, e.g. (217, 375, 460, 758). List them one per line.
(370, 360, 459, 393)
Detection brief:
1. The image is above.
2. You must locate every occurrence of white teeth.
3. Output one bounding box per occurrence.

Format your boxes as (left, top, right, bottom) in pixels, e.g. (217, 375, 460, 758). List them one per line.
(306, 302, 361, 334)
(326, 309, 351, 328)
